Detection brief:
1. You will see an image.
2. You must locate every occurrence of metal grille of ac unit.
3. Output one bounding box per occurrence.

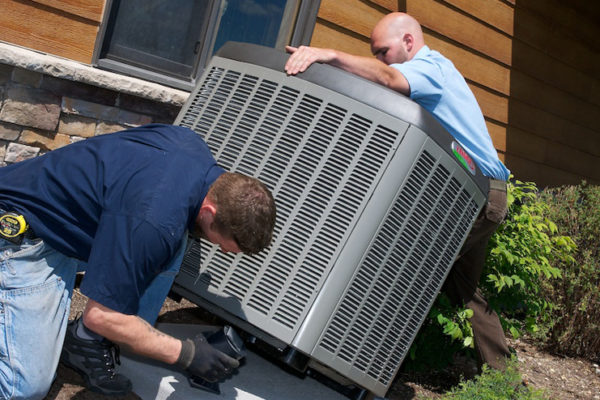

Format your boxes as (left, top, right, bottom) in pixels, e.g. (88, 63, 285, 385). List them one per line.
(314, 149, 480, 388)
(178, 61, 407, 340)
(174, 43, 488, 397)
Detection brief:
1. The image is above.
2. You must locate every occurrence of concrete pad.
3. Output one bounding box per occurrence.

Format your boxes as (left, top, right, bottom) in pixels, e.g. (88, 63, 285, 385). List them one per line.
(120, 323, 349, 400)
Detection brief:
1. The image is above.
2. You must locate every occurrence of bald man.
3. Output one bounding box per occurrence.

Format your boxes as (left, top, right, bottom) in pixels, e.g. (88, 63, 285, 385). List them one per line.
(286, 13, 512, 371)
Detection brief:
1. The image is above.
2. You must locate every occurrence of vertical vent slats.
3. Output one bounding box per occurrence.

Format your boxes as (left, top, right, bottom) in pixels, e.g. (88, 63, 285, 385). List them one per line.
(317, 149, 480, 385)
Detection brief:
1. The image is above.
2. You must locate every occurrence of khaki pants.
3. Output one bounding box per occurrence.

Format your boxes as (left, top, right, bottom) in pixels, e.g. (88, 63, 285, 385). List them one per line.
(443, 182, 511, 370)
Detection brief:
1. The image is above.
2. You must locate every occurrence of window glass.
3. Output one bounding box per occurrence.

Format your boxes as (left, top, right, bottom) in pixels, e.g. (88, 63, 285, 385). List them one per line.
(102, 0, 211, 79)
(212, 0, 296, 53)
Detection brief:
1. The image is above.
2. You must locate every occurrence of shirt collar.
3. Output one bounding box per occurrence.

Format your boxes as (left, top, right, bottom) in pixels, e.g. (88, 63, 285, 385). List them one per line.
(412, 45, 431, 60)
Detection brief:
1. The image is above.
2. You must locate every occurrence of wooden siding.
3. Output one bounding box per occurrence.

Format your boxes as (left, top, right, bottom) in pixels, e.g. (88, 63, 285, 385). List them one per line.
(312, 0, 600, 188)
(0, 0, 104, 63)
(507, 0, 600, 187)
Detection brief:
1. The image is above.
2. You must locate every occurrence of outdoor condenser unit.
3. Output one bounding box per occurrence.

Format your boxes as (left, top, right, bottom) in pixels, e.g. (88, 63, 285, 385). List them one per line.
(172, 42, 489, 397)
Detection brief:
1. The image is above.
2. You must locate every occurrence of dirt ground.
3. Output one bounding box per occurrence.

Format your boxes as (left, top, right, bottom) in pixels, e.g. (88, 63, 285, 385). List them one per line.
(387, 338, 600, 400)
(45, 289, 600, 400)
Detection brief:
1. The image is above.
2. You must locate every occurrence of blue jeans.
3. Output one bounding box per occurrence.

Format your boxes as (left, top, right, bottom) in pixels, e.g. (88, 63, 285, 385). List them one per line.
(0, 236, 187, 399)
(0, 238, 79, 400)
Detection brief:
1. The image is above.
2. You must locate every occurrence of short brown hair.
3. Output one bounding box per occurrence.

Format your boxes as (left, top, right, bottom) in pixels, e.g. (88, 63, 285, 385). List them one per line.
(207, 172, 276, 254)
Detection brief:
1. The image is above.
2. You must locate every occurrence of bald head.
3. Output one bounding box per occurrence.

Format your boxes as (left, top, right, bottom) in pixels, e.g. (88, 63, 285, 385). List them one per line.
(370, 12, 425, 65)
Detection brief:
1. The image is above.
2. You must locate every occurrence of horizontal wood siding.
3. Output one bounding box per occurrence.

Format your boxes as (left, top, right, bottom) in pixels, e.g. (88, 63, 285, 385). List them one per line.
(312, 0, 600, 187)
(0, 0, 104, 63)
(405, 0, 513, 66)
(31, 0, 105, 22)
(443, 0, 514, 35)
(507, 0, 600, 186)
(311, 23, 370, 57)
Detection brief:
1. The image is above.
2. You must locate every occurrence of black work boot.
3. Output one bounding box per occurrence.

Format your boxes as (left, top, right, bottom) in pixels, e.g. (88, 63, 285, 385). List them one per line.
(60, 318, 133, 396)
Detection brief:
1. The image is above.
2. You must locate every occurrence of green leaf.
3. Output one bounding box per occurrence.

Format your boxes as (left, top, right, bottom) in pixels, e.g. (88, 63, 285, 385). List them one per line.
(463, 308, 474, 319)
(450, 326, 462, 340)
(463, 336, 473, 348)
(443, 321, 456, 335)
(436, 313, 447, 325)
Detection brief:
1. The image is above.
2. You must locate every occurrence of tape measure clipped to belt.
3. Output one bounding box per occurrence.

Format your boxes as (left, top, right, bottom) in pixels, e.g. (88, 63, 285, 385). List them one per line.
(0, 212, 29, 244)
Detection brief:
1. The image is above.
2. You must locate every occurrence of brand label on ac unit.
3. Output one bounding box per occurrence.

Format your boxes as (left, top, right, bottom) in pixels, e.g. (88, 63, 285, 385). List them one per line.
(451, 142, 476, 175)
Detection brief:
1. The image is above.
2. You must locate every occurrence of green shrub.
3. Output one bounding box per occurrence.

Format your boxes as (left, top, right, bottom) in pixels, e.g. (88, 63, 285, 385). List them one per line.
(417, 358, 550, 400)
(482, 179, 576, 340)
(537, 182, 600, 359)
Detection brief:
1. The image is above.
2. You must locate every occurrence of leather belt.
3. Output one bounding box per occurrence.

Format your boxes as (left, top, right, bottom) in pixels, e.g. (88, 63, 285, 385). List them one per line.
(489, 178, 507, 192)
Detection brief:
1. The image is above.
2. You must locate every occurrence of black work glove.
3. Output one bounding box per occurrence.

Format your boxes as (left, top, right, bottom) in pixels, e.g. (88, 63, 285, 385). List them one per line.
(175, 334, 240, 382)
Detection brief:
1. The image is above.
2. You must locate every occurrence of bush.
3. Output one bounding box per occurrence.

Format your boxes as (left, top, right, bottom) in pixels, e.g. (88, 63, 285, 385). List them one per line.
(417, 358, 550, 400)
(537, 182, 600, 359)
(482, 179, 576, 340)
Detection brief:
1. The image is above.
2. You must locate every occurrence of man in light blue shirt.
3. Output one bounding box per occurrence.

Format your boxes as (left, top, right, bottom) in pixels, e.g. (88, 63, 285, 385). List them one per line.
(390, 45, 509, 181)
(285, 12, 511, 371)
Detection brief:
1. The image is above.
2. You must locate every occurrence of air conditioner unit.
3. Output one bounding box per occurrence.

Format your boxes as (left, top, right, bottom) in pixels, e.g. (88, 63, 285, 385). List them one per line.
(172, 42, 488, 398)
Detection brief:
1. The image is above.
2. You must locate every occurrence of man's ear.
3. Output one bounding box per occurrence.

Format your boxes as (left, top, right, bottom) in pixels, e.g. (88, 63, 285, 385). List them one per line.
(403, 33, 414, 52)
(199, 202, 217, 222)
(195, 198, 217, 230)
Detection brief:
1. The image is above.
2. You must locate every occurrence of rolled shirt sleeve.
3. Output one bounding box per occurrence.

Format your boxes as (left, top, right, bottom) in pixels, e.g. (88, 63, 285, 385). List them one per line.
(79, 211, 176, 314)
(390, 55, 444, 108)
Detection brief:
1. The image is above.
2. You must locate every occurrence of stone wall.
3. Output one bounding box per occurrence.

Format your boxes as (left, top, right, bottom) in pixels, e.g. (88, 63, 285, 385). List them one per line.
(0, 44, 189, 167)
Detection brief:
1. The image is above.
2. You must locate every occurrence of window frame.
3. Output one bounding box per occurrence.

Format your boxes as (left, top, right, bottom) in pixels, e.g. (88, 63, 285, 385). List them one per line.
(92, 0, 321, 91)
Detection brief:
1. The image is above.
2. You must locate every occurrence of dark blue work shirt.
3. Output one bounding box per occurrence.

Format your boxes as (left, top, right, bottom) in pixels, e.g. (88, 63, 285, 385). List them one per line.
(0, 124, 224, 314)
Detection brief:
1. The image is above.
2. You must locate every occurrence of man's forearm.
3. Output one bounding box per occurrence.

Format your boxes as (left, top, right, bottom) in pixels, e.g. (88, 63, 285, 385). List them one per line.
(82, 299, 182, 364)
(285, 45, 410, 95)
(114, 316, 182, 364)
(329, 50, 408, 93)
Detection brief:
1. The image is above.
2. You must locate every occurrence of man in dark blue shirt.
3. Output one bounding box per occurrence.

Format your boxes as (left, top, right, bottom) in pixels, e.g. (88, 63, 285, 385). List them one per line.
(0, 124, 276, 399)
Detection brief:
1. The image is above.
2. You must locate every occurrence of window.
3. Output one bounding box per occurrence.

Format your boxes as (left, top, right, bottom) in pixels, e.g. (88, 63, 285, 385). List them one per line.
(95, 0, 320, 90)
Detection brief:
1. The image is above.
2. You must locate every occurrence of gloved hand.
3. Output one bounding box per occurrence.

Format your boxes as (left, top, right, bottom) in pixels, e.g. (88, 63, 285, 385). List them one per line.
(176, 334, 240, 382)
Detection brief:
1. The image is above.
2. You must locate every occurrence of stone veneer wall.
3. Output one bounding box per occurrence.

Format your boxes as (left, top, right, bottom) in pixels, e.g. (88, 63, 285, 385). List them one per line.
(0, 42, 189, 166)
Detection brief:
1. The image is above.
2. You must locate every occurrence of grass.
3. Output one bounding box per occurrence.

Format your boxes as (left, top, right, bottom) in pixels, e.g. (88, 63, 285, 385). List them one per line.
(417, 358, 550, 400)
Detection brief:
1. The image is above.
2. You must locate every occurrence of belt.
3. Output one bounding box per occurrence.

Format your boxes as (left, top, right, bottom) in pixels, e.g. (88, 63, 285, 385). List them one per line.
(0, 209, 37, 244)
(489, 178, 507, 192)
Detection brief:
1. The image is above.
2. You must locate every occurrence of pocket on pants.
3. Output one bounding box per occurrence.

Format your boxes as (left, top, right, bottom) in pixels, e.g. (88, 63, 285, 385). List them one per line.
(2, 239, 76, 292)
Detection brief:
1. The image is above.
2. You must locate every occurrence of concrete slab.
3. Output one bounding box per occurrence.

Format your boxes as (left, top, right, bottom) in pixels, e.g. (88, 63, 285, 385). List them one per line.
(120, 323, 349, 400)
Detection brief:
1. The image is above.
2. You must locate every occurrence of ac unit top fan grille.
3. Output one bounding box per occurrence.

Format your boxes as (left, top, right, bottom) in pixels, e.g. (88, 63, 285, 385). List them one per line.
(178, 59, 408, 336)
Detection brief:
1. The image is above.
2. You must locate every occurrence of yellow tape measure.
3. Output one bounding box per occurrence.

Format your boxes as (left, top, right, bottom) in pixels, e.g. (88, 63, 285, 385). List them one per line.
(0, 213, 28, 238)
